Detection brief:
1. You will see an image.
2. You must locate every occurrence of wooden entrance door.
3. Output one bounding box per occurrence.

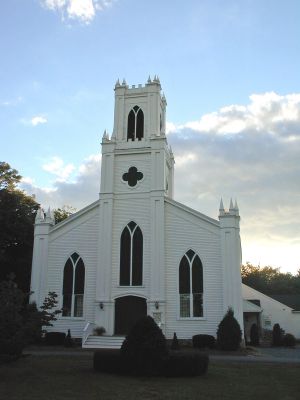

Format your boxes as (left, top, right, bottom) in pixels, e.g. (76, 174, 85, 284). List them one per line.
(115, 296, 147, 335)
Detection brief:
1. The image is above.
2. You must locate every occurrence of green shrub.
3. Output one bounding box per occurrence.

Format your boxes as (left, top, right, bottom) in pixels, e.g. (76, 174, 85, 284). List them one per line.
(217, 308, 242, 351)
(93, 326, 106, 336)
(272, 323, 283, 347)
(283, 333, 296, 348)
(45, 332, 66, 345)
(171, 332, 180, 350)
(250, 323, 260, 346)
(163, 351, 209, 377)
(121, 315, 168, 375)
(192, 334, 215, 349)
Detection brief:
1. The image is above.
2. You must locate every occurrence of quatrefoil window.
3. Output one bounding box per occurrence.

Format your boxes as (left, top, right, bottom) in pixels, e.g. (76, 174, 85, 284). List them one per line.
(122, 166, 143, 187)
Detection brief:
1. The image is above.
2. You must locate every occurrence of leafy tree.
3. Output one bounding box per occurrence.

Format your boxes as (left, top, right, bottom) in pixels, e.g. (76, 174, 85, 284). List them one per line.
(53, 205, 76, 224)
(0, 161, 21, 190)
(39, 291, 61, 327)
(0, 276, 61, 357)
(0, 277, 26, 356)
(242, 262, 300, 295)
(0, 162, 39, 291)
(217, 308, 242, 351)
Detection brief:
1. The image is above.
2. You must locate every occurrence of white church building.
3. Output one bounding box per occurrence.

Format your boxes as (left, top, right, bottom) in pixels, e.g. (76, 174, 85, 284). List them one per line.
(30, 77, 261, 345)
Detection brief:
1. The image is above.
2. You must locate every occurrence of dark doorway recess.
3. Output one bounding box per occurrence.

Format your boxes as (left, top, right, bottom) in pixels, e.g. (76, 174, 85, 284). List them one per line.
(115, 296, 147, 335)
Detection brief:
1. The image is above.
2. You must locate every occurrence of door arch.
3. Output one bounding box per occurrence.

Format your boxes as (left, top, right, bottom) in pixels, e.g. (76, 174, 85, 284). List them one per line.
(114, 296, 147, 335)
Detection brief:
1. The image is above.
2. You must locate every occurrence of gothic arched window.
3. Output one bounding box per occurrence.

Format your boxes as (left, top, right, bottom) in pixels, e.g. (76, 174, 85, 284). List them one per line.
(127, 106, 144, 141)
(120, 221, 143, 286)
(62, 252, 85, 317)
(179, 249, 203, 318)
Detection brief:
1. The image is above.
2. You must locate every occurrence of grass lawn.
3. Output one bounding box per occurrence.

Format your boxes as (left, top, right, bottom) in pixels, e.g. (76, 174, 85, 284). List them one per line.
(0, 354, 299, 400)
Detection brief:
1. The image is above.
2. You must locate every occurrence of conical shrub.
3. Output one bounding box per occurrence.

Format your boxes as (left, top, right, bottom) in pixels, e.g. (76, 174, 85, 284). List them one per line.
(217, 308, 242, 350)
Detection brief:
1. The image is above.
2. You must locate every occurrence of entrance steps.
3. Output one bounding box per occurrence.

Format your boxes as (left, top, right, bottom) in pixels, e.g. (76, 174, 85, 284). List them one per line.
(82, 335, 125, 349)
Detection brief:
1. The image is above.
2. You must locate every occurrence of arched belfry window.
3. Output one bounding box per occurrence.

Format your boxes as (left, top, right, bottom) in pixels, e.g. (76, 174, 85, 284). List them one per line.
(62, 252, 85, 317)
(127, 106, 144, 141)
(179, 249, 203, 318)
(120, 221, 143, 286)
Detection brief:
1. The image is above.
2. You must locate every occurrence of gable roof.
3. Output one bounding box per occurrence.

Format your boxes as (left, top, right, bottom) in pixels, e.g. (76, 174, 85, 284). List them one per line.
(165, 197, 220, 228)
(268, 294, 300, 311)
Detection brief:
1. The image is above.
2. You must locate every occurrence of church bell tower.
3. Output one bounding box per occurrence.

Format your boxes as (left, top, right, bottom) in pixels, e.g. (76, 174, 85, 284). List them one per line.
(96, 77, 174, 334)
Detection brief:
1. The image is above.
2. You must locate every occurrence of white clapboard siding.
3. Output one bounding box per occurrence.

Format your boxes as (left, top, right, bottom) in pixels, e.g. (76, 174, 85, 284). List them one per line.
(164, 200, 224, 339)
(46, 205, 99, 338)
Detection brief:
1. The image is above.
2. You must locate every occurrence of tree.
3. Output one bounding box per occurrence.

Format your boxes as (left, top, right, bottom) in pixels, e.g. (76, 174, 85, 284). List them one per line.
(241, 262, 300, 295)
(0, 161, 21, 190)
(0, 162, 39, 291)
(217, 308, 242, 351)
(53, 205, 76, 224)
(0, 276, 61, 357)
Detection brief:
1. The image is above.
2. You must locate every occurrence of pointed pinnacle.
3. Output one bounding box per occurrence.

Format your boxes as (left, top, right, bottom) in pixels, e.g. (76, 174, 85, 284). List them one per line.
(229, 198, 234, 210)
(219, 198, 224, 211)
(147, 75, 151, 83)
(234, 199, 239, 211)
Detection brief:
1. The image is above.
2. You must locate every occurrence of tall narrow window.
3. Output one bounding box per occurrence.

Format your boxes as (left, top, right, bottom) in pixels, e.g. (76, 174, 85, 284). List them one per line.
(120, 221, 143, 286)
(62, 253, 85, 317)
(127, 106, 144, 141)
(179, 250, 203, 318)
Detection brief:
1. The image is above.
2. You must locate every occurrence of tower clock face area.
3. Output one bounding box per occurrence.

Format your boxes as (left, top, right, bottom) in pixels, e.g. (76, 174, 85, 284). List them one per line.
(122, 166, 143, 187)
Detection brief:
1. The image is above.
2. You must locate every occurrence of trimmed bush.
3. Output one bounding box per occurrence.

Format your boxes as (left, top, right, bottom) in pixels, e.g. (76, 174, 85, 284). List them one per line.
(192, 334, 215, 349)
(121, 316, 168, 375)
(272, 323, 283, 347)
(283, 333, 296, 348)
(171, 332, 180, 350)
(217, 308, 242, 351)
(45, 332, 66, 345)
(163, 351, 209, 377)
(250, 323, 260, 346)
(64, 329, 73, 347)
(93, 326, 106, 336)
(93, 350, 126, 374)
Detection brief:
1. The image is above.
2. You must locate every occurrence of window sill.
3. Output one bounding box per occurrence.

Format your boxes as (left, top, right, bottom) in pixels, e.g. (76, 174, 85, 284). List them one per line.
(117, 285, 145, 288)
(177, 317, 206, 321)
(59, 317, 85, 321)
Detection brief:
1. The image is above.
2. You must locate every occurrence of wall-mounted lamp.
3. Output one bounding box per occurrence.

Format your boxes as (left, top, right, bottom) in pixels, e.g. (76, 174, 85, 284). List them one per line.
(155, 301, 159, 310)
(99, 302, 104, 310)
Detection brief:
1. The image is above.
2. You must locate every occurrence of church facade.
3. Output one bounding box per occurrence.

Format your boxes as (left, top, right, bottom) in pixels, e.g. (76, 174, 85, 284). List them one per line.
(30, 77, 244, 340)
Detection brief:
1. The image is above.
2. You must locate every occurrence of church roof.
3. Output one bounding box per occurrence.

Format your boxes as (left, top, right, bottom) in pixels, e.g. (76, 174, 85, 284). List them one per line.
(165, 197, 219, 228)
(268, 294, 300, 311)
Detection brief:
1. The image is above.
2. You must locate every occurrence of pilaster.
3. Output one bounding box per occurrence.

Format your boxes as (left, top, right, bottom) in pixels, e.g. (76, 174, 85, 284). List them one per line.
(219, 199, 244, 334)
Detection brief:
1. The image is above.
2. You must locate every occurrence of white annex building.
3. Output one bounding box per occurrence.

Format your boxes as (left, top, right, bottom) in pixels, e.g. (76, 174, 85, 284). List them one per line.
(30, 77, 300, 345)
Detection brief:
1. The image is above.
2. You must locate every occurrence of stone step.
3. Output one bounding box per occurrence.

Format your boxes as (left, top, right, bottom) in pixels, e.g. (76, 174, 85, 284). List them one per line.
(82, 335, 125, 349)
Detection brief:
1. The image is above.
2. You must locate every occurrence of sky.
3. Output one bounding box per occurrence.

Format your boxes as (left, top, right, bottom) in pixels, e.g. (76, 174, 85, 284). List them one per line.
(1, 0, 300, 274)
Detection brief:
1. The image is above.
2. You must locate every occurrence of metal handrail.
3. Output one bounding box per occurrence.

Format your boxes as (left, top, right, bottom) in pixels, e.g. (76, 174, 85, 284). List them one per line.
(82, 321, 95, 344)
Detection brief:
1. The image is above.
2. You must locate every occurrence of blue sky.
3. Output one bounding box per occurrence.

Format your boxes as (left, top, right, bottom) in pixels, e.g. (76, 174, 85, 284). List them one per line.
(1, 0, 300, 273)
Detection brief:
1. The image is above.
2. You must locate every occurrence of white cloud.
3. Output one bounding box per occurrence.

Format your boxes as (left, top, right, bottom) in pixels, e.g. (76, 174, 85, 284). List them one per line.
(1, 96, 23, 107)
(169, 92, 300, 139)
(31, 115, 48, 126)
(21, 154, 101, 209)
(21, 92, 300, 273)
(41, 0, 114, 23)
(42, 156, 75, 182)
